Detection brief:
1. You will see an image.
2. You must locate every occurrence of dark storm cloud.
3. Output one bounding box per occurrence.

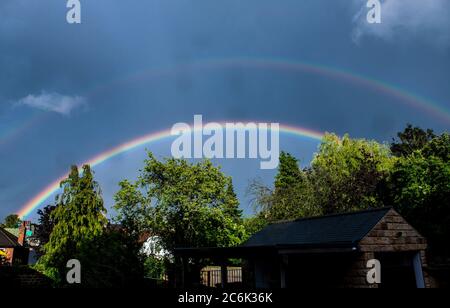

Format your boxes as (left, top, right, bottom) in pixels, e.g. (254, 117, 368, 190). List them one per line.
(0, 0, 449, 218)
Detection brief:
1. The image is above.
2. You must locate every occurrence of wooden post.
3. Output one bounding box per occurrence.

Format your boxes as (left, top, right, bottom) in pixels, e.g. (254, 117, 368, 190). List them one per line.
(280, 255, 288, 288)
(207, 270, 211, 287)
(413, 252, 425, 288)
(180, 256, 188, 288)
(221, 261, 228, 288)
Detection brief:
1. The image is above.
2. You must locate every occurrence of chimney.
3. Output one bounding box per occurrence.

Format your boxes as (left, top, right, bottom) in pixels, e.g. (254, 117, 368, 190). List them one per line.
(17, 221, 27, 246)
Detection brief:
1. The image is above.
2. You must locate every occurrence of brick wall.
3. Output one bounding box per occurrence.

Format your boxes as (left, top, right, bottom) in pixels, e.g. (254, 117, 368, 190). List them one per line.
(341, 252, 378, 288)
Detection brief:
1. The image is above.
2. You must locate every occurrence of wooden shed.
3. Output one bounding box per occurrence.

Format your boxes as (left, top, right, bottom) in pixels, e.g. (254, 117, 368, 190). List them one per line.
(175, 207, 431, 288)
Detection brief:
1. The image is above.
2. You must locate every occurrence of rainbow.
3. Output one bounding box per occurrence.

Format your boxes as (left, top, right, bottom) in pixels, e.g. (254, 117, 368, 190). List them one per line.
(90, 57, 450, 124)
(0, 116, 44, 147)
(3, 57, 449, 147)
(17, 123, 324, 218)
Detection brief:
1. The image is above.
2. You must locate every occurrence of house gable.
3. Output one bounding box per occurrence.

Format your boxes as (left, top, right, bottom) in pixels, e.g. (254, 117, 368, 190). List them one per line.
(359, 209, 427, 252)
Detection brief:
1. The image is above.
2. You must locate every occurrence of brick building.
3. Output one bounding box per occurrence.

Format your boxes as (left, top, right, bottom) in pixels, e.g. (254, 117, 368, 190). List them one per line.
(0, 222, 29, 265)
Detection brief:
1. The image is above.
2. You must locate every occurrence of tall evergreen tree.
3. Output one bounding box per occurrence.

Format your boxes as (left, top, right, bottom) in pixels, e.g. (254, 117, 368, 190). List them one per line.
(38, 165, 107, 284)
(274, 152, 303, 191)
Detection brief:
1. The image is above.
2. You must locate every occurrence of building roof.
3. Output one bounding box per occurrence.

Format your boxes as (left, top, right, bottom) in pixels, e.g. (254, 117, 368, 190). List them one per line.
(243, 207, 391, 248)
(175, 208, 393, 258)
(0, 227, 21, 248)
(4, 228, 19, 237)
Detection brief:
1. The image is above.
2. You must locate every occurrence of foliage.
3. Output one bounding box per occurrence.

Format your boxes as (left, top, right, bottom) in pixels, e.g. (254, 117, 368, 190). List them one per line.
(114, 152, 247, 253)
(310, 133, 395, 214)
(391, 124, 435, 157)
(248, 176, 319, 222)
(37, 165, 108, 286)
(384, 129, 450, 259)
(1, 214, 21, 228)
(75, 228, 145, 287)
(114, 179, 148, 238)
(250, 133, 394, 221)
(248, 126, 450, 263)
(274, 152, 304, 191)
(32, 205, 57, 257)
(242, 215, 268, 239)
(144, 255, 166, 279)
(422, 132, 450, 161)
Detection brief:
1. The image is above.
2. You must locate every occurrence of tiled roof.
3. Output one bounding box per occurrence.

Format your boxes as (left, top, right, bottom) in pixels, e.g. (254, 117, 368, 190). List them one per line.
(243, 207, 391, 248)
(0, 227, 20, 248)
(4, 228, 19, 237)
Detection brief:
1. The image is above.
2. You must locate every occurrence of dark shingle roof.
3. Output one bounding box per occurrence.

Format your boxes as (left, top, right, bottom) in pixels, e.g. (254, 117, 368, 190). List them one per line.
(243, 207, 391, 248)
(0, 227, 20, 248)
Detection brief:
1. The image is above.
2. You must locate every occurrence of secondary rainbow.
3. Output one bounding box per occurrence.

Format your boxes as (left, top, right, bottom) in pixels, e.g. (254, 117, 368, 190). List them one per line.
(18, 123, 324, 218)
(90, 57, 450, 124)
(3, 57, 449, 148)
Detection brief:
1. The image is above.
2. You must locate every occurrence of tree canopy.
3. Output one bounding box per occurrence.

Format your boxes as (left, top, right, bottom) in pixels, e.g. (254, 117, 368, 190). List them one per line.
(310, 133, 394, 214)
(384, 129, 450, 258)
(31, 124, 449, 286)
(37, 165, 108, 285)
(391, 124, 436, 157)
(114, 152, 247, 252)
(33, 205, 57, 257)
(250, 133, 394, 223)
(249, 126, 450, 263)
(1, 214, 21, 228)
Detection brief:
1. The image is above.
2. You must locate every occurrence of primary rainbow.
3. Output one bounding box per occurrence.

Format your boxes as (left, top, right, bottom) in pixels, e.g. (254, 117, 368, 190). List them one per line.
(17, 122, 324, 218)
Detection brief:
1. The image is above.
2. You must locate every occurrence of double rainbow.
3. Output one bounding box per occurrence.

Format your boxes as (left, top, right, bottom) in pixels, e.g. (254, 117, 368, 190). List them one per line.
(18, 123, 324, 218)
(12, 57, 450, 218)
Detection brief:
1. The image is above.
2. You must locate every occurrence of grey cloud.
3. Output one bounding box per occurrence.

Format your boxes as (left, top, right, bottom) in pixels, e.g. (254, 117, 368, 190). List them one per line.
(17, 92, 86, 115)
(351, 0, 450, 47)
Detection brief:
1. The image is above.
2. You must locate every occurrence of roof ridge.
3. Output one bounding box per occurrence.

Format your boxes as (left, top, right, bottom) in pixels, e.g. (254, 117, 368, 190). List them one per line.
(0, 227, 20, 247)
(269, 206, 392, 225)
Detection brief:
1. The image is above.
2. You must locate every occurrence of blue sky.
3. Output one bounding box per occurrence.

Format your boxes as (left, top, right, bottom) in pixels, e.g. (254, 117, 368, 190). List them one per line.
(0, 0, 449, 220)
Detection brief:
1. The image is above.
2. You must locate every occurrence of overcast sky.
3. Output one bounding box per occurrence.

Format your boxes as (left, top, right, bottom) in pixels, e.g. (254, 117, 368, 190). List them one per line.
(1, 0, 449, 220)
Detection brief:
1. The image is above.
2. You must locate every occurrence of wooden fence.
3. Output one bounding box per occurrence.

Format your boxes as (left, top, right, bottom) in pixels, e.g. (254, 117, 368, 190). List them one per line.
(200, 267, 242, 288)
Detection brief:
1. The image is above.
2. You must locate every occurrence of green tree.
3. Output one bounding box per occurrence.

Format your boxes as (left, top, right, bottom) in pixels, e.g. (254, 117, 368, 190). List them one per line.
(422, 132, 450, 161)
(72, 228, 146, 287)
(310, 133, 394, 214)
(274, 152, 303, 191)
(248, 151, 319, 222)
(249, 133, 395, 222)
(144, 255, 166, 279)
(114, 152, 246, 252)
(242, 214, 268, 239)
(384, 130, 450, 259)
(114, 179, 148, 238)
(33, 205, 57, 257)
(391, 124, 435, 157)
(2, 214, 21, 228)
(37, 165, 108, 284)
